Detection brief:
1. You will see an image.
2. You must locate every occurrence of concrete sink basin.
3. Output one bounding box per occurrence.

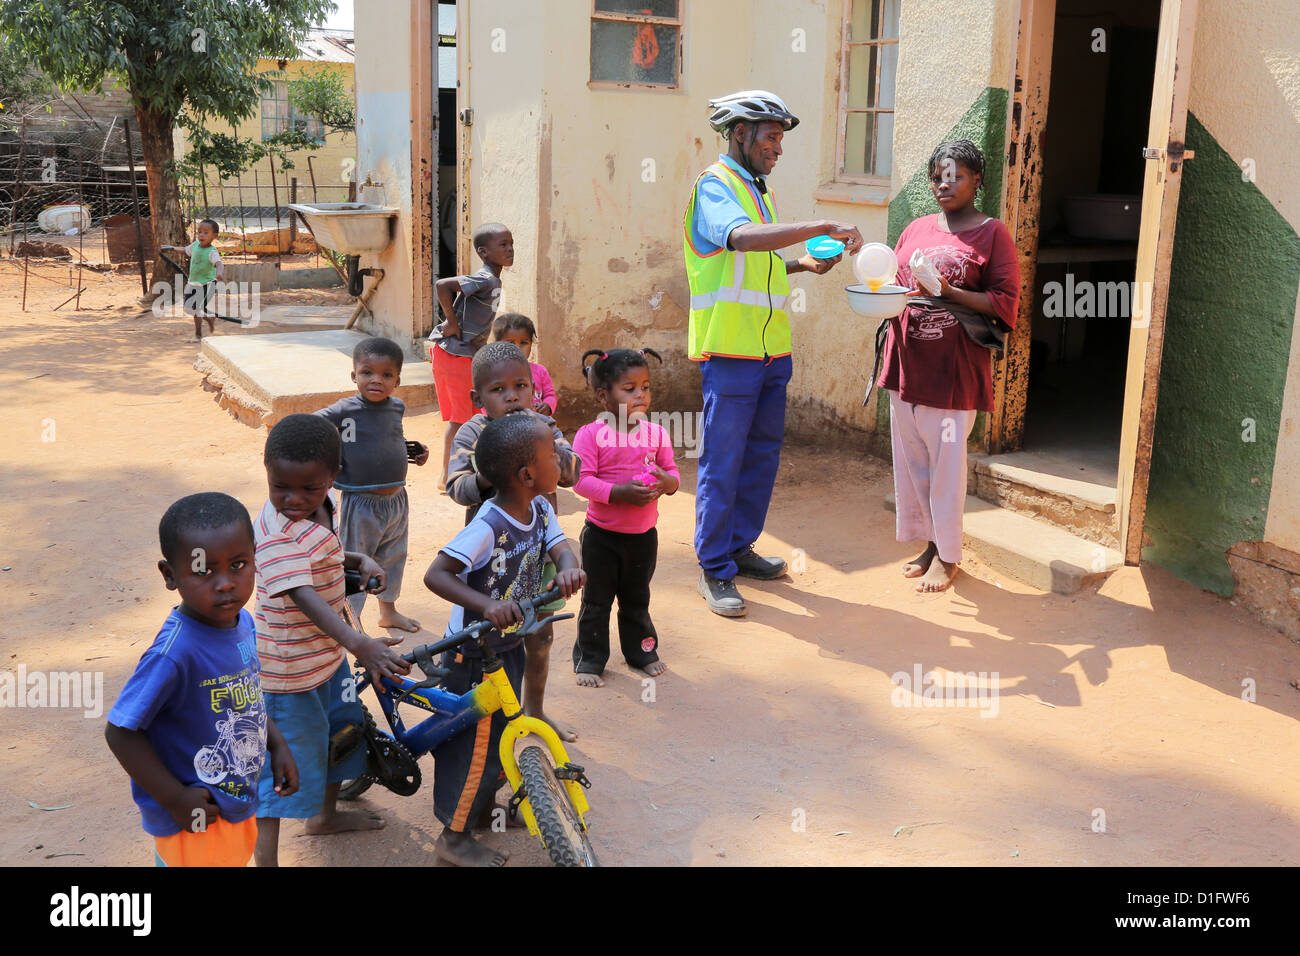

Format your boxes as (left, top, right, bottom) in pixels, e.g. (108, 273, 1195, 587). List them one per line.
(287, 202, 397, 254)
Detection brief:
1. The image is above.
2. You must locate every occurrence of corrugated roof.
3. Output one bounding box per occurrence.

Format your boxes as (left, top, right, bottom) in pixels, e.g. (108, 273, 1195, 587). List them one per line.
(294, 28, 355, 63)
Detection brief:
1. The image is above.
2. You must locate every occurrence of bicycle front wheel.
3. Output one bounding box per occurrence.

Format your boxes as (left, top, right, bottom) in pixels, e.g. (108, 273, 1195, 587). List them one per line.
(516, 746, 599, 867)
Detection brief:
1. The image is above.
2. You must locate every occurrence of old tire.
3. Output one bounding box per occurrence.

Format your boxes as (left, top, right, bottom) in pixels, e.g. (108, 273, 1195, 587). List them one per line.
(516, 745, 598, 867)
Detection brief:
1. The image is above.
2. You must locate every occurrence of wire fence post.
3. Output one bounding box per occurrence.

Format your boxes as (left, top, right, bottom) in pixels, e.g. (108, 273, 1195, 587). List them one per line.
(122, 117, 150, 298)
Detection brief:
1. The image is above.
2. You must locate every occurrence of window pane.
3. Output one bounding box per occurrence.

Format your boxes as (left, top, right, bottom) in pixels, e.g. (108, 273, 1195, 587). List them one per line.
(843, 112, 875, 177)
(878, 41, 897, 109)
(591, 20, 678, 85)
(848, 0, 872, 41)
(846, 44, 877, 109)
(881, 0, 900, 39)
(874, 111, 894, 177)
(594, 0, 678, 17)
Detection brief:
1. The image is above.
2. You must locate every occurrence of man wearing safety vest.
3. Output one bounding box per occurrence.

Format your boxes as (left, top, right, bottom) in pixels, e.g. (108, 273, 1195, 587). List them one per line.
(685, 90, 863, 617)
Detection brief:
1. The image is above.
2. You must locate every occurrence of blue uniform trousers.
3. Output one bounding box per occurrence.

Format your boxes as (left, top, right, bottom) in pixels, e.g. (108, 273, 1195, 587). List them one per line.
(694, 355, 791, 580)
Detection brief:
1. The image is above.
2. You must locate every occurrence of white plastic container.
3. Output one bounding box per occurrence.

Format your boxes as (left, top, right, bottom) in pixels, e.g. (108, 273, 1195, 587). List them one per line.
(845, 283, 910, 319)
(38, 204, 91, 235)
(853, 242, 898, 290)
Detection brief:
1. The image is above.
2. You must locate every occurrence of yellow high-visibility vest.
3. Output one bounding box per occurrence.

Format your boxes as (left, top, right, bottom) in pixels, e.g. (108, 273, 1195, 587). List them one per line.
(682, 161, 790, 361)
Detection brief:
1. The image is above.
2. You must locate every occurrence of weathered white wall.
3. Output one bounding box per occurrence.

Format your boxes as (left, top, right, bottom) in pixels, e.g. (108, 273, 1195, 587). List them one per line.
(354, 0, 415, 345)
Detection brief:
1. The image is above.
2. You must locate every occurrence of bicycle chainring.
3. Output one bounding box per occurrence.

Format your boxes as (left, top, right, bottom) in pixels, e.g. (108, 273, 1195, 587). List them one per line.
(361, 709, 422, 797)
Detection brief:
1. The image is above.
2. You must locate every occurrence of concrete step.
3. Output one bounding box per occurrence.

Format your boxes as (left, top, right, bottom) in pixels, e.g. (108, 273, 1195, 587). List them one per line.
(885, 492, 1124, 594)
(968, 451, 1119, 549)
(196, 330, 435, 427)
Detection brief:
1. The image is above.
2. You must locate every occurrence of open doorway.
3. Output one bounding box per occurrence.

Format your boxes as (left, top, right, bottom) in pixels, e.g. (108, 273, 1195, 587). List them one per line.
(1020, 0, 1160, 486)
(437, 2, 458, 280)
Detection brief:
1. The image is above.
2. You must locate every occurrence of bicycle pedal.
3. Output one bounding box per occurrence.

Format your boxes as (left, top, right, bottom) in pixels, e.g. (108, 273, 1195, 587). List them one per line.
(507, 786, 528, 819)
(554, 762, 591, 789)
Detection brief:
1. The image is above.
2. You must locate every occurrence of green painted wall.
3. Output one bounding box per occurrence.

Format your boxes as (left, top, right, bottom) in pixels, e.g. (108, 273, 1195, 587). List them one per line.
(877, 86, 1009, 437)
(1144, 112, 1300, 595)
(886, 86, 1009, 246)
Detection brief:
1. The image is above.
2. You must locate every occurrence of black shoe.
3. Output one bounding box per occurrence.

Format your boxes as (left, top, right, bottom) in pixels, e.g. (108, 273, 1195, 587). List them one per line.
(698, 572, 746, 617)
(732, 546, 788, 580)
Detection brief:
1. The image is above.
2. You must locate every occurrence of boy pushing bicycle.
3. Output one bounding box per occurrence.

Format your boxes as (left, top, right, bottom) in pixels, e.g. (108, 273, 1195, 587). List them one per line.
(423, 411, 585, 866)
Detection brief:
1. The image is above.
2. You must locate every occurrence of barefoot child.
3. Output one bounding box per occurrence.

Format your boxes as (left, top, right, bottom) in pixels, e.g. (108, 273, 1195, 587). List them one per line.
(431, 222, 514, 488)
(491, 312, 557, 415)
(316, 337, 429, 633)
(424, 412, 586, 866)
(571, 348, 678, 686)
(252, 414, 412, 866)
(161, 218, 224, 343)
(446, 341, 580, 740)
(881, 140, 1020, 593)
(106, 493, 299, 866)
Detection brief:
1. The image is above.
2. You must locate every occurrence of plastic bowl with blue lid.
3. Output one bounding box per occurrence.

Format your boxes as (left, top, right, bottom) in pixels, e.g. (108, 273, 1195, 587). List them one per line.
(804, 235, 845, 259)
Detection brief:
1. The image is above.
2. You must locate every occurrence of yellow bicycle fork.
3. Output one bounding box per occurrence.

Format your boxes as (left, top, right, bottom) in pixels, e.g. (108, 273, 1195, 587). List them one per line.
(476, 663, 592, 837)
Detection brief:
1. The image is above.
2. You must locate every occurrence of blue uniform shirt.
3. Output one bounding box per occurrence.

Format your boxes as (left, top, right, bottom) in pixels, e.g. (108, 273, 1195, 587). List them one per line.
(689, 154, 773, 255)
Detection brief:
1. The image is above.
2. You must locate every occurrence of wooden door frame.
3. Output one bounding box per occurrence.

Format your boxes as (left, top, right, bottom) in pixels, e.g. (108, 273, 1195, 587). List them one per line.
(1115, 0, 1199, 563)
(989, 0, 1057, 455)
(992, 0, 1199, 565)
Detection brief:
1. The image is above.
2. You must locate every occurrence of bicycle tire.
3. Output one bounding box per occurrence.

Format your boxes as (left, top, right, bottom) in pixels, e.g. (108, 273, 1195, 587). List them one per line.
(516, 745, 598, 867)
(337, 773, 374, 801)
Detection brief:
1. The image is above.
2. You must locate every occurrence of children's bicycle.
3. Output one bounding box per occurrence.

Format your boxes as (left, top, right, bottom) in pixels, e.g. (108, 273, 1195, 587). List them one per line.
(338, 589, 598, 867)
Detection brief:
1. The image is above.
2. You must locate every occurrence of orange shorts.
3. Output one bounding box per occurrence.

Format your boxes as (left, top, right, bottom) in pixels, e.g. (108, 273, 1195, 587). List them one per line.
(154, 815, 257, 867)
(429, 344, 477, 423)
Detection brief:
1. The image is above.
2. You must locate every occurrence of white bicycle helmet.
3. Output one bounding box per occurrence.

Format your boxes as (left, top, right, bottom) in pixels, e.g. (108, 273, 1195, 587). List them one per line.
(707, 90, 800, 135)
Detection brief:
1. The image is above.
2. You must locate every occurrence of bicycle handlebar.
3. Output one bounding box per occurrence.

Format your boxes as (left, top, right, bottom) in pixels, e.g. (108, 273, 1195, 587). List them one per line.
(400, 587, 572, 669)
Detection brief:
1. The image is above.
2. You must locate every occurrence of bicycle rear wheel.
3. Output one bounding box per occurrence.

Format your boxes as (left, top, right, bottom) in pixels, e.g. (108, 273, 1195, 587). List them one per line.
(516, 745, 598, 867)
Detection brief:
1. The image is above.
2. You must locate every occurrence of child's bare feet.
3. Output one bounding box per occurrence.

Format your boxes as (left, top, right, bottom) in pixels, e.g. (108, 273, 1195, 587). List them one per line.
(639, 660, 667, 677)
(377, 602, 421, 632)
(902, 542, 937, 578)
(436, 828, 509, 866)
(575, 672, 605, 688)
(527, 705, 578, 741)
(915, 558, 958, 593)
(305, 807, 386, 835)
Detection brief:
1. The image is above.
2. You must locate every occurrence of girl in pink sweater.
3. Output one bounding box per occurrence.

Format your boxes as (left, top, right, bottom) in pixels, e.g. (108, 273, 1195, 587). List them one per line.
(491, 313, 557, 415)
(571, 348, 679, 687)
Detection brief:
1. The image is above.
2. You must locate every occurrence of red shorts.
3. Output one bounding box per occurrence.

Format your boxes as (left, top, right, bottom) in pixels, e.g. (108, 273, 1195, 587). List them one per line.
(429, 344, 476, 423)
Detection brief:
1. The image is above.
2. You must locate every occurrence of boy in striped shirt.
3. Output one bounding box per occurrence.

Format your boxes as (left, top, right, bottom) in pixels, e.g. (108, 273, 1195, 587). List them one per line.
(252, 414, 411, 866)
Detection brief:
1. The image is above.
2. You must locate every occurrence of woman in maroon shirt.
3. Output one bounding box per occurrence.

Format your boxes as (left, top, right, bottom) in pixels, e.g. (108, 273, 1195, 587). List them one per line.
(880, 140, 1021, 592)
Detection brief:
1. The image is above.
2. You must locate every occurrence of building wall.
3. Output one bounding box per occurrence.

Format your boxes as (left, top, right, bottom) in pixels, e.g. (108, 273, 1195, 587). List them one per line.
(1143, 0, 1300, 601)
(182, 59, 357, 208)
(354, 2, 416, 346)
(460, 0, 1018, 428)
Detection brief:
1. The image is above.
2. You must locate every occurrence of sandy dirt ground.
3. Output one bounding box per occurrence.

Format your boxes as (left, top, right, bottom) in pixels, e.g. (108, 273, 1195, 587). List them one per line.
(2, 264, 1299, 867)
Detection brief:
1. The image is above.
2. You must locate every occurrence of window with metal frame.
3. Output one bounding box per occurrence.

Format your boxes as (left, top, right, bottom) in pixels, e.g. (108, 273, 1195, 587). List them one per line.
(837, 0, 899, 180)
(589, 0, 683, 89)
(260, 77, 325, 143)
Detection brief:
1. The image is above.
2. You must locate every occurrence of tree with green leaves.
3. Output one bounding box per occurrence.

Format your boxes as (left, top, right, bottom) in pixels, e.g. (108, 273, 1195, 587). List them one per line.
(0, 0, 335, 289)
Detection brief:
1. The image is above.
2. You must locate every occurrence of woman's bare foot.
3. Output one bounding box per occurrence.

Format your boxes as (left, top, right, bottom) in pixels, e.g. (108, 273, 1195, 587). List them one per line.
(377, 603, 421, 632)
(902, 542, 938, 578)
(435, 828, 509, 867)
(305, 807, 386, 835)
(575, 672, 605, 689)
(916, 558, 958, 593)
(639, 660, 667, 677)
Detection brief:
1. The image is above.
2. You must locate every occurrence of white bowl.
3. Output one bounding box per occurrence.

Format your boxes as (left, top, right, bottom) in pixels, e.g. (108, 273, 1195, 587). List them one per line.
(845, 284, 910, 319)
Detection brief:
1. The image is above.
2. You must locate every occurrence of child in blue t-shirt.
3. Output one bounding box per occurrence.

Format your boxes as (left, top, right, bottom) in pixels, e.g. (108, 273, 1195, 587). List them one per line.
(423, 412, 585, 867)
(106, 493, 298, 867)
